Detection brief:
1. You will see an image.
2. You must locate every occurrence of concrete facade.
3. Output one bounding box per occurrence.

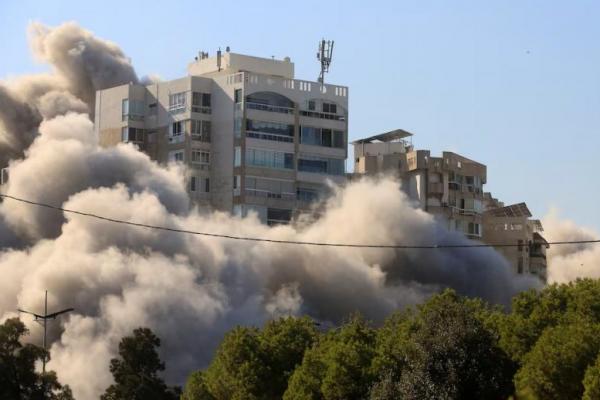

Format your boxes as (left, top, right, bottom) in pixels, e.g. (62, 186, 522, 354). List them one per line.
(95, 50, 348, 225)
(353, 130, 486, 239)
(482, 198, 548, 280)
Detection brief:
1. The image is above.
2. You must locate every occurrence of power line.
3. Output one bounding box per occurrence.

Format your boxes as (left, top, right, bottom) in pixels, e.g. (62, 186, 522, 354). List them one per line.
(0, 193, 599, 249)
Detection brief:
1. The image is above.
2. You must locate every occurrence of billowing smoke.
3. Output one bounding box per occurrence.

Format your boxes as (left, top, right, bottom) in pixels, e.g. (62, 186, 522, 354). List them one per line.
(0, 22, 543, 400)
(0, 21, 138, 166)
(543, 210, 600, 283)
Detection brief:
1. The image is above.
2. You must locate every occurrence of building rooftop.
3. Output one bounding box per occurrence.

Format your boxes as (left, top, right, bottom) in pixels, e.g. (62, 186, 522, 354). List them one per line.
(187, 50, 295, 79)
(484, 202, 532, 218)
(352, 129, 414, 144)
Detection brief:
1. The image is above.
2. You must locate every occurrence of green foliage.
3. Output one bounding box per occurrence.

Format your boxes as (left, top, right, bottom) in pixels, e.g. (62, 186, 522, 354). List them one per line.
(201, 316, 318, 400)
(515, 322, 600, 400)
(101, 327, 179, 400)
(0, 318, 73, 400)
(583, 353, 600, 400)
(284, 315, 377, 400)
(497, 279, 600, 363)
(181, 371, 214, 400)
(394, 290, 515, 400)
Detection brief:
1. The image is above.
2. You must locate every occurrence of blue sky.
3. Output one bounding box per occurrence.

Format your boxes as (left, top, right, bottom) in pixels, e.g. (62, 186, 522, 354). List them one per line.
(1, 0, 599, 231)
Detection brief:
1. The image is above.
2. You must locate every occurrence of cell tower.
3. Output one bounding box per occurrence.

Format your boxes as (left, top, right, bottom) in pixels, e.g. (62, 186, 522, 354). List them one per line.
(317, 39, 334, 84)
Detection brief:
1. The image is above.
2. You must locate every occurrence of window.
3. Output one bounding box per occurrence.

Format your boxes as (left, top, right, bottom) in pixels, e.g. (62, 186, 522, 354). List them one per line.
(234, 117, 242, 138)
(192, 151, 210, 164)
(122, 127, 144, 142)
(205, 178, 210, 193)
(234, 146, 241, 167)
(246, 119, 294, 142)
(297, 188, 319, 202)
(190, 176, 197, 192)
(233, 175, 240, 189)
(300, 126, 345, 148)
(148, 103, 157, 116)
(170, 121, 185, 136)
(192, 92, 211, 113)
(518, 257, 524, 274)
(298, 155, 345, 175)
(245, 148, 294, 169)
(308, 100, 315, 111)
(168, 150, 184, 162)
(467, 222, 481, 236)
(234, 88, 242, 103)
(267, 208, 292, 226)
(121, 99, 129, 120)
(322, 102, 337, 114)
(191, 120, 211, 142)
(169, 92, 186, 111)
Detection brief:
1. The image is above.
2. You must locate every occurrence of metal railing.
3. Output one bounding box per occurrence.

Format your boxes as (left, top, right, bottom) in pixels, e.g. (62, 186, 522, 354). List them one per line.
(245, 188, 296, 201)
(299, 110, 346, 121)
(191, 133, 211, 143)
(191, 106, 211, 114)
(246, 102, 295, 114)
(246, 130, 294, 143)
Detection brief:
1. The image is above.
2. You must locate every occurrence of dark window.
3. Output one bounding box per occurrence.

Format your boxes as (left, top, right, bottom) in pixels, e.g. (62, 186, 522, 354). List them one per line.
(234, 89, 242, 103)
(284, 154, 294, 169)
(202, 93, 211, 107)
(299, 159, 328, 173)
(322, 102, 337, 114)
(333, 131, 344, 148)
(190, 176, 196, 192)
(205, 178, 210, 193)
(321, 129, 332, 147)
(308, 100, 315, 110)
(267, 208, 292, 225)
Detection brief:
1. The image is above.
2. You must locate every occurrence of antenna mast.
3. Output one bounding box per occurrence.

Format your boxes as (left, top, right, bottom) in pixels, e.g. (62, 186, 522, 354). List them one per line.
(317, 39, 334, 84)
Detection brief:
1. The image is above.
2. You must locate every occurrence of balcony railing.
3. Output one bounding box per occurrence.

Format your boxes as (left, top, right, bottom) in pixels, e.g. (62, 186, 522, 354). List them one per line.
(245, 188, 296, 201)
(191, 133, 211, 143)
(299, 110, 346, 121)
(246, 130, 294, 143)
(191, 106, 211, 114)
(246, 102, 294, 114)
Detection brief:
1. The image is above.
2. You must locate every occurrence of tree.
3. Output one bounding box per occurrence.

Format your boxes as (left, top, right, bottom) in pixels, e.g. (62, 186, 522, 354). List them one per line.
(583, 353, 600, 400)
(200, 317, 318, 400)
(181, 371, 214, 400)
(284, 315, 377, 400)
(515, 322, 600, 400)
(101, 327, 179, 400)
(0, 317, 73, 400)
(396, 290, 515, 400)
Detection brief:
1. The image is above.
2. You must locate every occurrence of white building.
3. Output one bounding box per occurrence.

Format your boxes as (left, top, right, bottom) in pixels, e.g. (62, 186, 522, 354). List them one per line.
(95, 49, 348, 225)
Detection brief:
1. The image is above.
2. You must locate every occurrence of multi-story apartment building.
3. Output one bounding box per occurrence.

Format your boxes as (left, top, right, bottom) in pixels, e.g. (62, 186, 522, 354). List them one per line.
(353, 130, 486, 239)
(94, 50, 348, 225)
(482, 196, 548, 281)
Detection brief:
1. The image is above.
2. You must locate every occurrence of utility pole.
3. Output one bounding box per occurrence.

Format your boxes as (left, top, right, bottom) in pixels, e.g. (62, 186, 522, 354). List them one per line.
(18, 290, 74, 373)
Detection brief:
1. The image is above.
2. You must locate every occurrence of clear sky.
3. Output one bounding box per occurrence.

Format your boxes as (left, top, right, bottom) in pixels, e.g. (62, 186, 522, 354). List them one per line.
(1, 0, 599, 231)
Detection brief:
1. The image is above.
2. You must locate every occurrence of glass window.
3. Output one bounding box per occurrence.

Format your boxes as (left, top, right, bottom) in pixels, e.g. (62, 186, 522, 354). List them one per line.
(205, 178, 210, 193)
(333, 131, 344, 148)
(190, 176, 197, 192)
(169, 92, 186, 110)
(234, 146, 241, 167)
(234, 88, 242, 103)
(170, 121, 184, 136)
(245, 148, 294, 169)
(191, 151, 210, 164)
(121, 99, 129, 118)
(308, 100, 315, 110)
(202, 93, 211, 107)
(321, 129, 332, 147)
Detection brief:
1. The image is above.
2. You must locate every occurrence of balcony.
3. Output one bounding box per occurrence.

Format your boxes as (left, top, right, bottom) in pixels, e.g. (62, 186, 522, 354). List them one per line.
(245, 188, 296, 201)
(299, 110, 346, 121)
(191, 133, 211, 143)
(191, 106, 211, 114)
(246, 102, 294, 114)
(246, 130, 293, 143)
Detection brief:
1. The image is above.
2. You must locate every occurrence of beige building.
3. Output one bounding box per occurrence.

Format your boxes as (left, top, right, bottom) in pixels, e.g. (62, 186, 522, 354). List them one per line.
(353, 129, 486, 239)
(94, 50, 348, 225)
(482, 198, 548, 281)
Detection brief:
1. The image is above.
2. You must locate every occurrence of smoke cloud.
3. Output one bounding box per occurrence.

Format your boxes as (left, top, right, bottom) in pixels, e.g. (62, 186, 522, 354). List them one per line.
(543, 209, 600, 283)
(0, 22, 138, 166)
(0, 22, 549, 400)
